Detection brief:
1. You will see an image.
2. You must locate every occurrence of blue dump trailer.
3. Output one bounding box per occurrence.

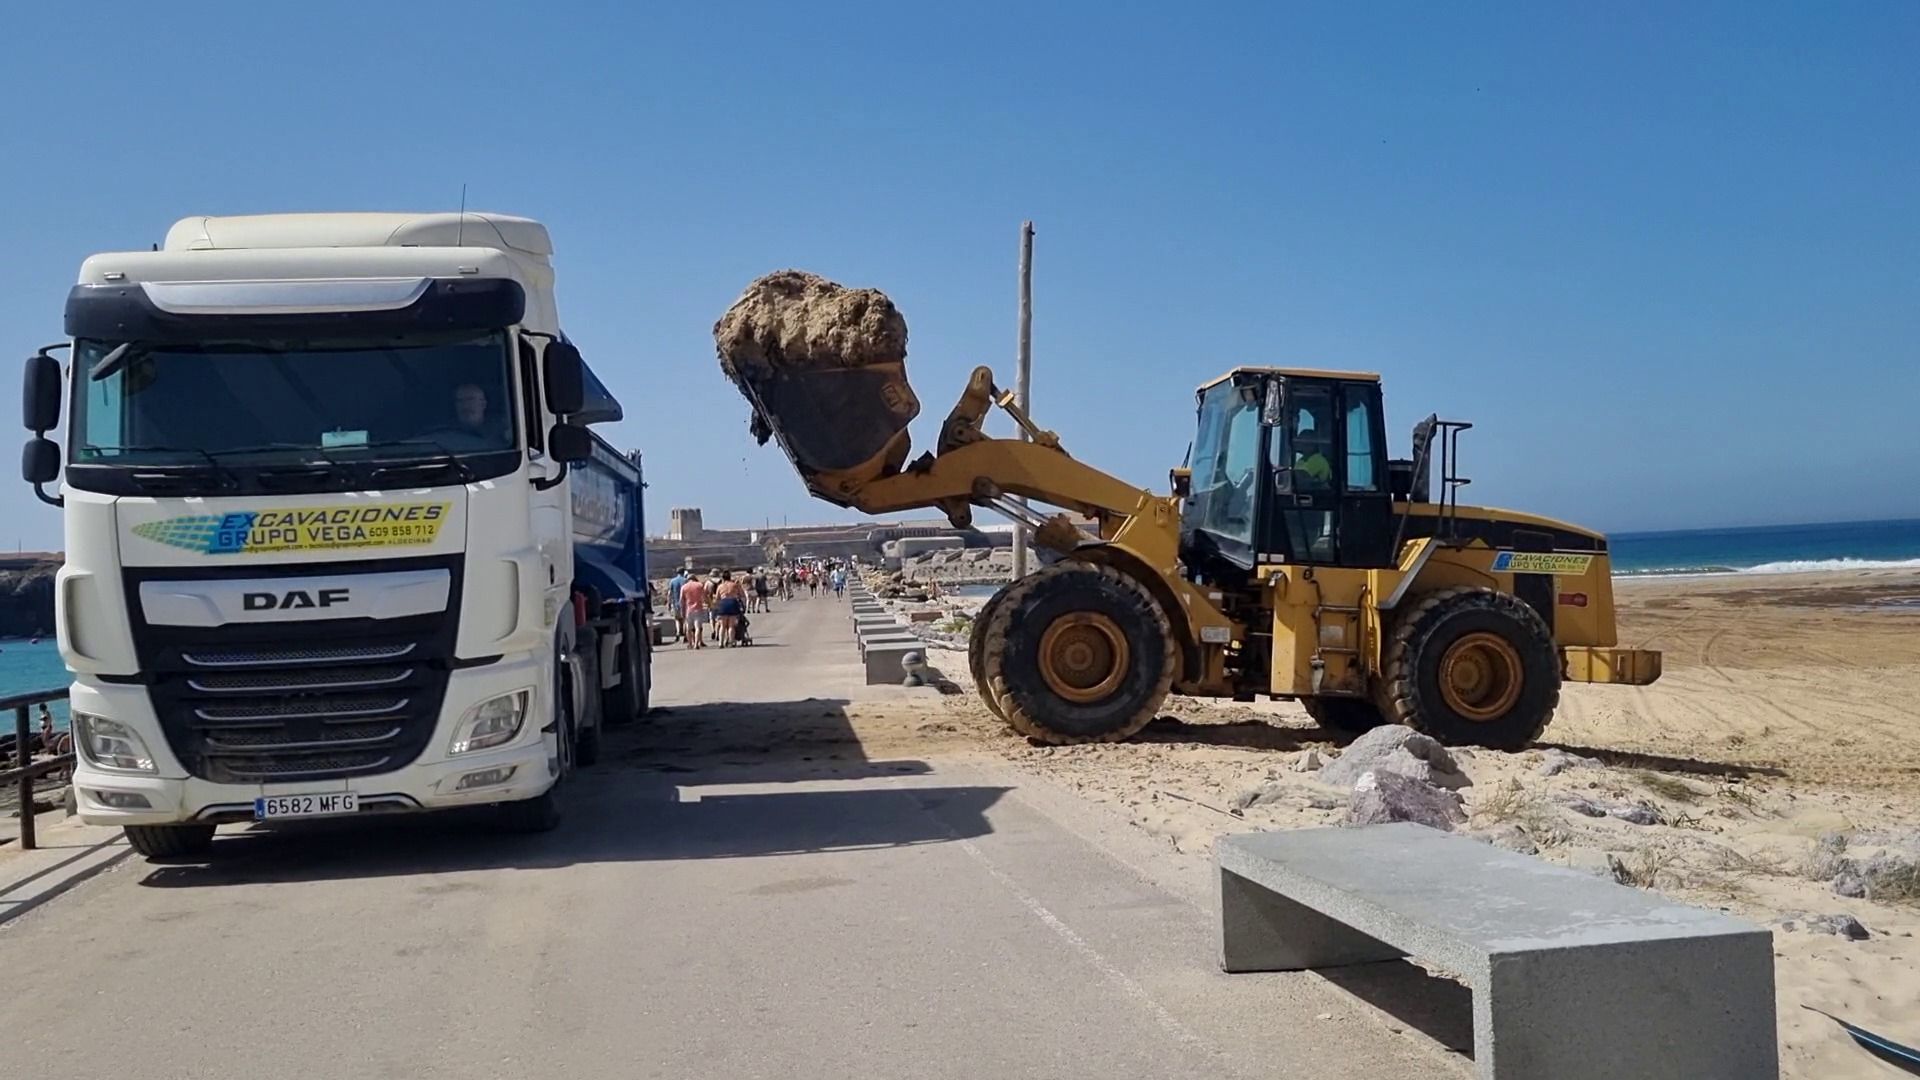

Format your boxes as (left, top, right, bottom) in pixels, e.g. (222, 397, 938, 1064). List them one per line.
(565, 429, 653, 760)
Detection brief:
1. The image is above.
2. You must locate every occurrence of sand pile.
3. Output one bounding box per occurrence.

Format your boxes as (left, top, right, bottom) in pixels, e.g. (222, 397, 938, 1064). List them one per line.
(714, 270, 908, 383)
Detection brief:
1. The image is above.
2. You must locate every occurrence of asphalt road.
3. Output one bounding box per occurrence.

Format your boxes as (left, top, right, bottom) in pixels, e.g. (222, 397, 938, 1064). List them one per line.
(1, 593, 1458, 1079)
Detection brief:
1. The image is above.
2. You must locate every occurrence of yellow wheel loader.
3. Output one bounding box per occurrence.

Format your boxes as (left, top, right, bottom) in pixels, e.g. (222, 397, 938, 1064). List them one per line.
(735, 359, 1660, 748)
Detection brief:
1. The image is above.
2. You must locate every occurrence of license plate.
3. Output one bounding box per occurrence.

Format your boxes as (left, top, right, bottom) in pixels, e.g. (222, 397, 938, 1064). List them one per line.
(254, 792, 359, 820)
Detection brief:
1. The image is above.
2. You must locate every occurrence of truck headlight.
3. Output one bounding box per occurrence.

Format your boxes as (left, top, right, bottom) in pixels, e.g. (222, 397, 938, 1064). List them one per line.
(449, 691, 530, 755)
(73, 712, 157, 774)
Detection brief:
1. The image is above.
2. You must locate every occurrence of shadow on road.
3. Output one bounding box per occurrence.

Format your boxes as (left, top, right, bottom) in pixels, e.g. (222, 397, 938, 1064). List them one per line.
(137, 697, 1006, 888)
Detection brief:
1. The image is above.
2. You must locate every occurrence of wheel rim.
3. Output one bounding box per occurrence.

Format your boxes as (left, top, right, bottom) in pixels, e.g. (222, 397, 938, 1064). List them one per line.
(1438, 632, 1524, 722)
(1037, 612, 1130, 704)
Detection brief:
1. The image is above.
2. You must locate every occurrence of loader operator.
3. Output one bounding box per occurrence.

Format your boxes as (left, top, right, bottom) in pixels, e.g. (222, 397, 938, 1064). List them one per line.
(1291, 406, 1333, 487)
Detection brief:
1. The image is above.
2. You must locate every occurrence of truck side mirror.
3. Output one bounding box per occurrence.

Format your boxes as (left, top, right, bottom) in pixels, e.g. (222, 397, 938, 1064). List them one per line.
(543, 342, 585, 416)
(547, 422, 592, 465)
(23, 352, 61, 433)
(22, 436, 59, 484)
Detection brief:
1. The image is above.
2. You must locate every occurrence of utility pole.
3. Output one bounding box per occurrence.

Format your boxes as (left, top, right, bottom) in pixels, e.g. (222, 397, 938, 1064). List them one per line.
(1012, 220, 1034, 579)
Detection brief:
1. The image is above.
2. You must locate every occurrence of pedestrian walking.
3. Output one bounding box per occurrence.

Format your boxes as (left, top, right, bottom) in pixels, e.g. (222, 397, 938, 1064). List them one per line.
(678, 574, 709, 650)
(753, 568, 771, 613)
(714, 572, 748, 647)
(831, 565, 846, 600)
(666, 567, 689, 638)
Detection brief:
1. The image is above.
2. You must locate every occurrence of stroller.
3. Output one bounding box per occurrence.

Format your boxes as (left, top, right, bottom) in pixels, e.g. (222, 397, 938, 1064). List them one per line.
(731, 611, 753, 647)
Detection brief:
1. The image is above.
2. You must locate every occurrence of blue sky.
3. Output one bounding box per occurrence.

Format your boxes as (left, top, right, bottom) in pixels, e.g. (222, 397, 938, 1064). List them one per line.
(2, 2, 1915, 550)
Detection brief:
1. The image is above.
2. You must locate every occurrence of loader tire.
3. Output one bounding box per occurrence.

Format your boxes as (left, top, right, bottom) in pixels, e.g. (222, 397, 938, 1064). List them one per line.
(968, 585, 1014, 724)
(982, 562, 1174, 744)
(1383, 586, 1560, 750)
(1302, 696, 1388, 735)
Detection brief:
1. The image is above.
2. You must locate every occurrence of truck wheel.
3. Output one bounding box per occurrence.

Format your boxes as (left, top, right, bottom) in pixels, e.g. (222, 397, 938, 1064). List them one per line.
(574, 626, 603, 766)
(498, 786, 562, 832)
(981, 563, 1174, 744)
(604, 611, 648, 725)
(502, 664, 571, 833)
(124, 824, 216, 859)
(968, 585, 1014, 724)
(1302, 697, 1388, 735)
(1384, 587, 1561, 750)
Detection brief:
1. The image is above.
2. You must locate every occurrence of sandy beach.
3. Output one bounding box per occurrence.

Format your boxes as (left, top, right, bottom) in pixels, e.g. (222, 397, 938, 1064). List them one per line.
(859, 568, 1920, 1078)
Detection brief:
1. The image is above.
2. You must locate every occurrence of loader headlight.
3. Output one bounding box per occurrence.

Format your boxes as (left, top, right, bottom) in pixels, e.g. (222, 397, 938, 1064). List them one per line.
(449, 691, 530, 755)
(73, 712, 157, 774)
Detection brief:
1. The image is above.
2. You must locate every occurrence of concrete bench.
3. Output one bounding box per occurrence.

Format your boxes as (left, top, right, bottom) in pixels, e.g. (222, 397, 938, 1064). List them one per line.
(859, 631, 920, 659)
(1217, 823, 1776, 1080)
(862, 640, 919, 684)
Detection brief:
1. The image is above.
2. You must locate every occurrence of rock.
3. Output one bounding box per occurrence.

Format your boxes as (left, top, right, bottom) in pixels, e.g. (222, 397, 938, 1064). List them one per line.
(1806, 832, 1851, 880)
(1318, 725, 1472, 792)
(1471, 822, 1540, 856)
(1803, 913, 1871, 940)
(1537, 749, 1601, 777)
(1832, 872, 1868, 899)
(1857, 852, 1920, 900)
(1563, 797, 1608, 818)
(1289, 750, 1323, 773)
(1228, 780, 1290, 812)
(1344, 771, 1466, 832)
(1609, 804, 1664, 826)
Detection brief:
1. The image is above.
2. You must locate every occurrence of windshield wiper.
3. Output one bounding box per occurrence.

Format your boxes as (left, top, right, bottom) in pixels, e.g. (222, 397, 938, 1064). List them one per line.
(354, 438, 477, 483)
(82, 445, 239, 490)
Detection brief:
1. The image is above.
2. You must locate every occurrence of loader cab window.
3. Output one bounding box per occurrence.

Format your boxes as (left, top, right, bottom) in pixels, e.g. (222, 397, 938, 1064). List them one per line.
(1183, 380, 1264, 562)
(1345, 396, 1378, 492)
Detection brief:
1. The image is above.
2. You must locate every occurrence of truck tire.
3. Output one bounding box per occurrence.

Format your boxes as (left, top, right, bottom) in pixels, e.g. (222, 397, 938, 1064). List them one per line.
(498, 785, 562, 832)
(968, 585, 1014, 724)
(604, 612, 644, 726)
(1302, 696, 1388, 735)
(124, 824, 216, 859)
(981, 562, 1174, 744)
(1383, 586, 1561, 750)
(574, 626, 603, 767)
(502, 661, 572, 833)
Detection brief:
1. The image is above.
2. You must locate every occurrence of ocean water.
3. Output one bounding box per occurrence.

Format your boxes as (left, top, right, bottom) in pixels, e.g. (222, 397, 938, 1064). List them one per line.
(0, 637, 71, 729)
(1610, 518, 1920, 577)
(947, 519, 1920, 588)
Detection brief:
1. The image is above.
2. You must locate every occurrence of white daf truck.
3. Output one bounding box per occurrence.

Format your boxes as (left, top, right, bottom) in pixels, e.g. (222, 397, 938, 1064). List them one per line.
(20, 212, 653, 857)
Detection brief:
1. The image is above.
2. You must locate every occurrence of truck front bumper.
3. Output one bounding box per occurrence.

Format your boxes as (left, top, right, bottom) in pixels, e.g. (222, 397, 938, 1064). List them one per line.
(69, 652, 558, 827)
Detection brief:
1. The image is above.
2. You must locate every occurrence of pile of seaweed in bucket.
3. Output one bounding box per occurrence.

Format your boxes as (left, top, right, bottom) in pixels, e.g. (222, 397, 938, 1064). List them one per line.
(714, 270, 908, 441)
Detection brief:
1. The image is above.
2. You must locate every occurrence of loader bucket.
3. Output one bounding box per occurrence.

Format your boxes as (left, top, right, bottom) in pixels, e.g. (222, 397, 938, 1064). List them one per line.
(717, 270, 922, 505)
(736, 362, 919, 505)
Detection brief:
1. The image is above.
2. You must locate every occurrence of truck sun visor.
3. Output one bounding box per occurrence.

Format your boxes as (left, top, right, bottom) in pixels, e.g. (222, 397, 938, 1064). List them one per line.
(65, 276, 526, 342)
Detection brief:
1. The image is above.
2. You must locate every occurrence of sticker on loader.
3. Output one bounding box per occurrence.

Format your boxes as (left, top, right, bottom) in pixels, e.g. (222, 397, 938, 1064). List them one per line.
(1490, 551, 1595, 575)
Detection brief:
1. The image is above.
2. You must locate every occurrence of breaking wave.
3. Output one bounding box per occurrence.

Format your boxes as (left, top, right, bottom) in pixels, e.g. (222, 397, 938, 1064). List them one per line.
(1737, 557, 1920, 575)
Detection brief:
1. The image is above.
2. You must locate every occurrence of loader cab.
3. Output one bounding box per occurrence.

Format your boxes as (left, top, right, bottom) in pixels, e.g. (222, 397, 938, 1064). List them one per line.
(1180, 368, 1396, 578)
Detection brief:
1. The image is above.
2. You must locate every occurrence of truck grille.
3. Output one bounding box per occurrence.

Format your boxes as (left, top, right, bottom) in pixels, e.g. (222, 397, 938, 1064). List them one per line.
(124, 558, 462, 786)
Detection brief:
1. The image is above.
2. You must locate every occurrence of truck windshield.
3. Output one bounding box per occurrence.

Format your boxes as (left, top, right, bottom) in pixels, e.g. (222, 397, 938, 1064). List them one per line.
(72, 330, 517, 464)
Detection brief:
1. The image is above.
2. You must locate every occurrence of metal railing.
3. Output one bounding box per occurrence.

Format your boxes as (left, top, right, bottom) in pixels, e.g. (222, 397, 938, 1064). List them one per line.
(0, 687, 74, 851)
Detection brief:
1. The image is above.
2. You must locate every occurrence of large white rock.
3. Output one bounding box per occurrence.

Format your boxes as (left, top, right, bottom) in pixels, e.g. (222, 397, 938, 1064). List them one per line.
(1319, 725, 1472, 791)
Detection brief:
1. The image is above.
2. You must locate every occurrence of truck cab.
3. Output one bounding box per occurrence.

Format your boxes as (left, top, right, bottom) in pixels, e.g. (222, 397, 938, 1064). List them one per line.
(20, 212, 644, 857)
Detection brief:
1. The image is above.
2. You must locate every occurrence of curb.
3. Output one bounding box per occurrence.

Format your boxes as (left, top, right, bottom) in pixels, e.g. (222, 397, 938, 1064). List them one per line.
(0, 826, 131, 927)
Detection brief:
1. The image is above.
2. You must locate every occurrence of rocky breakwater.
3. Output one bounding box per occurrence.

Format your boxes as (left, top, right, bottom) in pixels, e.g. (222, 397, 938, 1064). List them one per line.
(0, 554, 58, 638)
(899, 546, 1013, 587)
